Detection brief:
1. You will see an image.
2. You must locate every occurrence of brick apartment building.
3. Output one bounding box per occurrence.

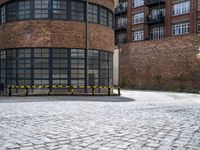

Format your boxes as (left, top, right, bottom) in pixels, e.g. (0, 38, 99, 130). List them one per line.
(0, 0, 115, 95)
(116, 0, 200, 91)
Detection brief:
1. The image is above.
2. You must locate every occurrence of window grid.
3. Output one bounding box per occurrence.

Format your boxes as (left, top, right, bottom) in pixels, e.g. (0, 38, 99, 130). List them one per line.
(132, 12, 144, 24)
(172, 22, 189, 36)
(0, 0, 113, 29)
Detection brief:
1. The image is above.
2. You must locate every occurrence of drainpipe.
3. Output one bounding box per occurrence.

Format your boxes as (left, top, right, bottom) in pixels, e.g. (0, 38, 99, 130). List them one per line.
(85, 0, 89, 93)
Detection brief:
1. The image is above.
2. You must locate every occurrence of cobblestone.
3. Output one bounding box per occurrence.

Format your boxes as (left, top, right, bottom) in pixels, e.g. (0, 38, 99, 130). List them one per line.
(0, 90, 200, 149)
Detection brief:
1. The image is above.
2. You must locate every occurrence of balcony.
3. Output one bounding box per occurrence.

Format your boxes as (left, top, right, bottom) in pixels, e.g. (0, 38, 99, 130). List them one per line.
(116, 37, 127, 45)
(145, 14, 165, 25)
(145, 0, 165, 7)
(115, 23, 127, 31)
(115, 7, 128, 16)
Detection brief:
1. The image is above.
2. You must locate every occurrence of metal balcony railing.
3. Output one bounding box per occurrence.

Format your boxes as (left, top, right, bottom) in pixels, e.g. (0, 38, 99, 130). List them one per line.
(115, 23, 127, 30)
(145, 0, 165, 7)
(115, 6, 128, 15)
(145, 13, 165, 25)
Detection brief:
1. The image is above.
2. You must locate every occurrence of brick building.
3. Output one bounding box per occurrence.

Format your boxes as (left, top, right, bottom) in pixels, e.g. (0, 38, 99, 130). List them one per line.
(116, 0, 200, 91)
(0, 0, 115, 95)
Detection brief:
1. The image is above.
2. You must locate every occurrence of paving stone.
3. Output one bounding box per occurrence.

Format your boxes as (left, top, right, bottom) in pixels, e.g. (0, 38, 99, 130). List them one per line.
(0, 90, 200, 149)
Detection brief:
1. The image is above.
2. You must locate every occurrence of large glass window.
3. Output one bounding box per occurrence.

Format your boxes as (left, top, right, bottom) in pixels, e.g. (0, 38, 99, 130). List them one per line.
(0, 0, 113, 29)
(172, 22, 189, 36)
(133, 0, 144, 8)
(1, 5, 6, 23)
(34, 0, 49, 19)
(132, 30, 144, 41)
(132, 12, 144, 24)
(197, 20, 200, 32)
(88, 4, 98, 23)
(150, 26, 164, 40)
(18, 49, 31, 86)
(71, 1, 85, 21)
(71, 49, 85, 86)
(100, 7, 108, 26)
(108, 11, 113, 28)
(172, 1, 190, 16)
(100, 51, 109, 86)
(0, 49, 113, 89)
(6, 2, 17, 21)
(198, 0, 200, 10)
(34, 48, 49, 85)
(18, 0, 31, 19)
(52, 49, 68, 85)
(88, 50, 99, 86)
(52, 0, 67, 19)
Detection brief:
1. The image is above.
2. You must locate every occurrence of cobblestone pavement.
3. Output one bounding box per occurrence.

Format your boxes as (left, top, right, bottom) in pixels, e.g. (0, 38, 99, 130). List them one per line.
(0, 90, 200, 150)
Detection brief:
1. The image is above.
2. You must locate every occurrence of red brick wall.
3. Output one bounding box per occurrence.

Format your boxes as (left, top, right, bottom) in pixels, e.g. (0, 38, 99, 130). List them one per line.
(120, 34, 200, 91)
(0, 20, 114, 52)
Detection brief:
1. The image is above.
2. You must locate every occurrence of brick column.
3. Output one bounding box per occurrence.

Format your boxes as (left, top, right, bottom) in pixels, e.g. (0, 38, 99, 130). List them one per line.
(165, 0, 172, 37)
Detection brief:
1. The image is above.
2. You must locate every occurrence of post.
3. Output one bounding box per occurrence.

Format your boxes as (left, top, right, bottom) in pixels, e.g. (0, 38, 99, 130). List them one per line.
(92, 86, 95, 96)
(85, 0, 89, 93)
(48, 86, 51, 96)
(108, 87, 111, 96)
(8, 86, 12, 96)
(71, 86, 74, 96)
(118, 87, 121, 96)
(25, 86, 28, 96)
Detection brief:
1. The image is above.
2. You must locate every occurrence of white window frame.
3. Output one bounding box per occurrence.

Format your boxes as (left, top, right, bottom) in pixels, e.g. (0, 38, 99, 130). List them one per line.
(172, 22, 189, 36)
(132, 12, 144, 24)
(132, 30, 144, 41)
(172, 1, 190, 16)
(133, 0, 144, 8)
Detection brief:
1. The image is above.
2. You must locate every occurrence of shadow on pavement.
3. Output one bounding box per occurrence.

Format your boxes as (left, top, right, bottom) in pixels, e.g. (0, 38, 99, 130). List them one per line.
(0, 96, 135, 103)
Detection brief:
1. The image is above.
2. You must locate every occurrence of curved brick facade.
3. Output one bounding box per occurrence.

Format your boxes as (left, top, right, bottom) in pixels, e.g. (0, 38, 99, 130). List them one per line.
(0, 0, 115, 95)
(0, 20, 114, 52)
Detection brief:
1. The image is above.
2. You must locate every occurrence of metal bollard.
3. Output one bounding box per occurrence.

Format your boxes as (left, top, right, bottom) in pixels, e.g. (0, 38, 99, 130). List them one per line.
(108, 87, 111, 96)
(25, 86, 28, 96)
(48, 87, 51, 96)
(92, 87, 95, 96)
(118, 87, 121, 96)
(8, 86, 12, 96)
(71, 86, 74, 96)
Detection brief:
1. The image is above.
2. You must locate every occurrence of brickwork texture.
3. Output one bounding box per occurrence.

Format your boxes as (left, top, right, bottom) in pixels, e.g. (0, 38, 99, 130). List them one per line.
(120, 34, 200, 91)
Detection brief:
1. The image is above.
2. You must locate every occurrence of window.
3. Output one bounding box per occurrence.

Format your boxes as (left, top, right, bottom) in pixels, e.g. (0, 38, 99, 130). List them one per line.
(198, 20, 200, 32)
(172, 1, 190, 16)
(132, 12, 144, 24)
(150, 26, 164, 40)
(88, 4, 98, 23)
(52, 49, 68, 85)
(18, 0, 31, 19)
(100, 7, 108, 26)
(88, 50, 99, 86)
(71, 49, 85, 86)
(100, 51, 109, 86)
(6, 2, 17, 21)
(34, 48, 49, 85)
(71, 1, 85, 21)
(133, 30, 144, 41)
(198, 0, 200, 10)
(52, 0, 67, 19)
(116, 17, 127, 29)
(108, 11, 113, 28)
(133, 0, 144, 8)
(1, 5, 6, 23)
(34, 0, 49, 19)
(172, 22, 189, 35)
(18, 49, 31, 86)
(116, 33, 127, 45)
